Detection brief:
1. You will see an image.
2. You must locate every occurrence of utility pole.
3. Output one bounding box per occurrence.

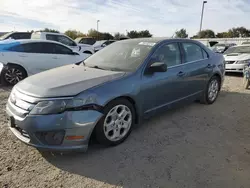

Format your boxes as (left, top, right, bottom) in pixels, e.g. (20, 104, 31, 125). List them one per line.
(199, 1, 207, 33)
(97, 20, 100, 40)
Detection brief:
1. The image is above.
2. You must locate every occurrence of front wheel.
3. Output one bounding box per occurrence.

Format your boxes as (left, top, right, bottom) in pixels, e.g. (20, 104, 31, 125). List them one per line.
(1, 65, 27, 86)
(200, 76, 220, 104)
(95, 99, 135, 146)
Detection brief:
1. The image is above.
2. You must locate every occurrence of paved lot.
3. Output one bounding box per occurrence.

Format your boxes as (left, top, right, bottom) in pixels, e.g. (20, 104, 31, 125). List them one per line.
(1, 74, 250, 188)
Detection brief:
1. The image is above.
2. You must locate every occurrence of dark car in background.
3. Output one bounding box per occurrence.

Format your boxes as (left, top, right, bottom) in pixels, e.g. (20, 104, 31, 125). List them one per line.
(75, 37, 96, 45)
(93, 40, 116, 52)
(0, 32, 31, 40)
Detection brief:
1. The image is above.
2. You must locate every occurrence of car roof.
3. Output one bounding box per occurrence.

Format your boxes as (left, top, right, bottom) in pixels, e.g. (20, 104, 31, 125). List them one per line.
(116, 37, 204, 44)
(32, 31, 65, 36)
(0, 39, 71, 48)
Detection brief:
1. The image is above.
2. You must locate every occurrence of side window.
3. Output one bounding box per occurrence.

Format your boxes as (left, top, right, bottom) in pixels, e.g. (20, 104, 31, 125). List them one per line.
(7, 43, 43, 53)
(182, 43, 204, 62)
(46, 34, 58, 42)
(9, 33, 18, 39)
(37, 43, 73, 55)
(151, 43, 181, 67)
(8, 44, 24, 52)
(202, 49, 208, 59)
(22, 43, 43, 53)
(57, 36, 77, 46)
(53, 44, 73, 55)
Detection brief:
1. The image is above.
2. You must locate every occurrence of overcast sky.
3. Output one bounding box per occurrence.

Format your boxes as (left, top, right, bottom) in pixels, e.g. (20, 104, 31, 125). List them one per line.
(1, 0, 250, 37)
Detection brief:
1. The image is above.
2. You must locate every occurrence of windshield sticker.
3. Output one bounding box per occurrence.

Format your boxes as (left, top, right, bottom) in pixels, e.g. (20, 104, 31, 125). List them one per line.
(138, 42, 156, 46)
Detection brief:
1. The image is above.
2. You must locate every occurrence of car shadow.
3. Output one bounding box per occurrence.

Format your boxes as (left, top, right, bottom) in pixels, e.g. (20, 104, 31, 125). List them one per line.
(41, 90, 250, 187)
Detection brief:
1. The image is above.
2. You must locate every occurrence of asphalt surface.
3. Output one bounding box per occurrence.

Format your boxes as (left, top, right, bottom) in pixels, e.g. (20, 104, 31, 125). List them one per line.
(1, 74, 250, 188)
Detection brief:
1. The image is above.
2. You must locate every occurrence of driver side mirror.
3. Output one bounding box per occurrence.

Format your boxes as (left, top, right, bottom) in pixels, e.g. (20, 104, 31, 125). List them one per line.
(147, 62, 167, 74)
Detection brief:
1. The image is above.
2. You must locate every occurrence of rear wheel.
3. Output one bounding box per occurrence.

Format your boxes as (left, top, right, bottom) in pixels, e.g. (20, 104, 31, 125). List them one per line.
(200, 76, 220, 104)
(1, 65, 27, 86)
(95, 99, 135, 146)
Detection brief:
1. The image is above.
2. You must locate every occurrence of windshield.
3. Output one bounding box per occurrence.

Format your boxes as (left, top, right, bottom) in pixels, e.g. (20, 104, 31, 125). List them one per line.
(84, 40, 156, 72)
(224, 46, 250, 55)
(0, 32, 11, 40)
(93, 41, 105, 47)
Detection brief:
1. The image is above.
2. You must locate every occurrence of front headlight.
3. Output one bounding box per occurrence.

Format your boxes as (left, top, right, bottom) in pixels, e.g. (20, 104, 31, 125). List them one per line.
(30, 95, 97, 115)
(236, 59, 250, 64)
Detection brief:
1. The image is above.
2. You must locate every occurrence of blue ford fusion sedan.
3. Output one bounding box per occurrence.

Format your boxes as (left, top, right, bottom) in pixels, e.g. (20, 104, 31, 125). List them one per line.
(6, 38, 225, 152)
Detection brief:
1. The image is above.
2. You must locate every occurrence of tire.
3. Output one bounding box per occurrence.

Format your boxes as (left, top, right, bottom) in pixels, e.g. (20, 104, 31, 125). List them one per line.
(200, 76, 220, 104)
(95, 98, 135, 146)
(1, 65, 27, 86)
(243, 75, 250, 89)
(83, 51, 92, 54)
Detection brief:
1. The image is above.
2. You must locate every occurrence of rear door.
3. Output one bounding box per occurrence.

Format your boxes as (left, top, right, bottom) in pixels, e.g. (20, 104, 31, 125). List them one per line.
(180, 42, 212, 96)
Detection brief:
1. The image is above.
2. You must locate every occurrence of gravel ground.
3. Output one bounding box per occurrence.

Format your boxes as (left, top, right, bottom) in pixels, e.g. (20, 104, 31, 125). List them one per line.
(1, 74, 250, 188)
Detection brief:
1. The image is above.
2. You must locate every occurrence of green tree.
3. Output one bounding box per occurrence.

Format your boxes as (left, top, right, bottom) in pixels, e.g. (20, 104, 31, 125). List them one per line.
(64, 30, 86, 39)
(127, 30, 152, 38)
(227, 27, 250, 38)
(40, 28, 60, 33)
(198, 29, 216, 38)
(175, 29, 188, 38)
(114, 32, 122, 40)
(216, 32, 229, 38)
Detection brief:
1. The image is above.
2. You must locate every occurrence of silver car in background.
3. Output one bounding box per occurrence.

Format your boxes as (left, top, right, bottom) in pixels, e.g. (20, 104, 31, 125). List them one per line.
(224, 44, 250, 73)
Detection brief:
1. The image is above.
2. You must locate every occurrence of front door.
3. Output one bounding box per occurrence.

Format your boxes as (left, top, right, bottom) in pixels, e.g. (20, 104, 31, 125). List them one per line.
(140, 42, 187, 116)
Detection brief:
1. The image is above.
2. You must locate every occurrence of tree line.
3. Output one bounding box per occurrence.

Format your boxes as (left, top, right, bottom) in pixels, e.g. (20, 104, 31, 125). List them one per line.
(33, 28, 152, 40)
(175, 27, 250, 39)
(33, 26, 250, 40)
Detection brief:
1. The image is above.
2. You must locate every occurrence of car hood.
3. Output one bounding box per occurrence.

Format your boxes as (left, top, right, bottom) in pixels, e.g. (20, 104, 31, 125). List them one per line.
(16, 64, 126, 98)
(224, 53, 250, 61)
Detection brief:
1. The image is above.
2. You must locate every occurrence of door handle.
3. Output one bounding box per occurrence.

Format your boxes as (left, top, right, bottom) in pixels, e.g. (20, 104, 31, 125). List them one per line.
(177, 71, 185, 77)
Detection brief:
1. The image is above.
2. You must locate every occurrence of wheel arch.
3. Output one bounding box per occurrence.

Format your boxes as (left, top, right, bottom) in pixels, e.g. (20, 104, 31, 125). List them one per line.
(103, 96, 139, 124)
(83, 51, 93, 54)
(6, 62, 28, 77)
(212, 73, 222, 90)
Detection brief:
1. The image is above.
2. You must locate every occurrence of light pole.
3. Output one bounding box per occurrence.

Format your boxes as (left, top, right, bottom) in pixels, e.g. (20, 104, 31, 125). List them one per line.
(199, 1, 207, 33)
(97, 20, 100, 32)
(97, 20, 100, 40)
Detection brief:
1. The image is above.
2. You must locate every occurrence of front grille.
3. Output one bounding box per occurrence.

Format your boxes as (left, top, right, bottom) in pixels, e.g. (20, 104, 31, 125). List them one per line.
(8, 89, 37, 118)
(226, 61, 235, 64)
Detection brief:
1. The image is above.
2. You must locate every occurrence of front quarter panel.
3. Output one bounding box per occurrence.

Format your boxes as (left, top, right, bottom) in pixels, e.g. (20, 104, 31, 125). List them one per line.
(76, 72, 143, 115)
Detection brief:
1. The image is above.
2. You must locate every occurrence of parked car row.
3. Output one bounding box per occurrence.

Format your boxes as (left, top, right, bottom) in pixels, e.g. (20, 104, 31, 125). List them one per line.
(5, 38, 225, 152)
(0, 39, 90, 85)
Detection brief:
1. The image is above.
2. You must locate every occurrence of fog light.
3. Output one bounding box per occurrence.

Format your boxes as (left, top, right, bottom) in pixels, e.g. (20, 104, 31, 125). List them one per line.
(36, 130, 65, 146)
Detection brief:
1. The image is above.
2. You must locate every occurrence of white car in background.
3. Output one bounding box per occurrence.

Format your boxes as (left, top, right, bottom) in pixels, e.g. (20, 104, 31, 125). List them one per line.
(93, 40, 116, 52)
(224, 44, 250, 73)
(31, 32, 95, 54)
(0, 39, 90, 85)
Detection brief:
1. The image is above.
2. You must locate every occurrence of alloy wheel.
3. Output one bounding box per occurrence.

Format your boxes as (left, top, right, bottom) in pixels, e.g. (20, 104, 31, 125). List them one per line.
(4, 68, 24, 85)
(208, 79, 219, 102)
(103, 104, 132, 142)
